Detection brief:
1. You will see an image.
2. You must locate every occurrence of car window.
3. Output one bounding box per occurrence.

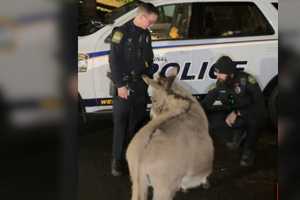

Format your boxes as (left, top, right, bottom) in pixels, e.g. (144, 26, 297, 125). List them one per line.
(78, 0, 138, 36)
(105, 0, 139, 22)
(150, 4, 192, 40)
(151, 2, 274, 41)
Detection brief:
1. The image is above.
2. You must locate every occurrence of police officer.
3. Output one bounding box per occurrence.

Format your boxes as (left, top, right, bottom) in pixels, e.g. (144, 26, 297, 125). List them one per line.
(202, 56, 267, 167)
(109, 2, 159, 176)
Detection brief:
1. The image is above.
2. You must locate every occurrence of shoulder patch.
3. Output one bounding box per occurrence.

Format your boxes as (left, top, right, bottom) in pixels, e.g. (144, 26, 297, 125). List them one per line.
(248, 75, 257, 84)
(111, 31, 123, 44)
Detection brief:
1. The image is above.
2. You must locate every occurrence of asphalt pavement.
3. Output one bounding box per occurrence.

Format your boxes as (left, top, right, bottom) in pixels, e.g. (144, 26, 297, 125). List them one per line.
(0, 116, 276, 200)
(79, 117, 277, 200)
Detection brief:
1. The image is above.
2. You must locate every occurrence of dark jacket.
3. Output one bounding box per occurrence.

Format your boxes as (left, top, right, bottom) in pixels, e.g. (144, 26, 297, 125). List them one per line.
(202, 71, 267, 119)
(109, 20, 154, 88)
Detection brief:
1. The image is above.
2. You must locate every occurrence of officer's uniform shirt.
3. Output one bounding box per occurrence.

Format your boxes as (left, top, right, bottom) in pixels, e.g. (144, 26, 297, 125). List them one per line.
(109, 20, 154, 88)
(202, 71, 267, 118)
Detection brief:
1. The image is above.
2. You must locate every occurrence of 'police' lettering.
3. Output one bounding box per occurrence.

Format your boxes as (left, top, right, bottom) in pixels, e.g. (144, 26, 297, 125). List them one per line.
(181, 62, 195, 80)
(209, 64, 217, 79)
(160, 63, 180, 77)
(151, 63, 160, 74)
(198, 62, 208, 79)
(154, 60, 247, 80)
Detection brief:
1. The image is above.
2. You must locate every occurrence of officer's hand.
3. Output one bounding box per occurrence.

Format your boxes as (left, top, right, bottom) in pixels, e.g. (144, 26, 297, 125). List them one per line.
(225, 111, 237, 127)
(118, 86, 128, 100)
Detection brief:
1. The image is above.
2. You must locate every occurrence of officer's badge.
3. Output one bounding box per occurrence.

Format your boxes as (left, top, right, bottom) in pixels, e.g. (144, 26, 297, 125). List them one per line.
(248, 75, 257, 84)
(145, 61, 149, 68)
(111, 31, 123, 44)
(234, 83, 241, 94)
(240, 78, 247, 86)
(146, 36, 149, 43)
(234, 86, 241, 94)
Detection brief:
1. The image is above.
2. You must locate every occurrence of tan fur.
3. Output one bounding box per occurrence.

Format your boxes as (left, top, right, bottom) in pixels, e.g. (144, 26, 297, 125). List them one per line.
(126, 75, 214, 200)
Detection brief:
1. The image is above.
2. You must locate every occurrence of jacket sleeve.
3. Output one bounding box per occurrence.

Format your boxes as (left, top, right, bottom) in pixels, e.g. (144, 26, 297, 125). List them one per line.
(237, 75, 264, 116)
(201, 88, 219, 112)
(201, 87, 231, 112)
(109, 28, 127, 88)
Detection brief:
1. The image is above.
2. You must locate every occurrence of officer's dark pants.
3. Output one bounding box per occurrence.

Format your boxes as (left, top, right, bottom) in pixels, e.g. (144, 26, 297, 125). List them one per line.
(208, 111, 264, 152)
(112, 81, 149, 162)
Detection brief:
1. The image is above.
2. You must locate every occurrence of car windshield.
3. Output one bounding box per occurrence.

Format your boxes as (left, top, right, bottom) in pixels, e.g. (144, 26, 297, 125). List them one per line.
(78, 0, 139, 36)
(104, 0, 139, 22)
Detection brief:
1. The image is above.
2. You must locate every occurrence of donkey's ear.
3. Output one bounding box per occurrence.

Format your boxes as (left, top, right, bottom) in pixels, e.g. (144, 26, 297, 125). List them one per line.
(165, 67, 178, 77)
(157, 66, 178, 90)
(165, 75, 176, 90)
(164, 67, 178, 90)
(142, 75, 160, 89)
(157, 75, 176, 90)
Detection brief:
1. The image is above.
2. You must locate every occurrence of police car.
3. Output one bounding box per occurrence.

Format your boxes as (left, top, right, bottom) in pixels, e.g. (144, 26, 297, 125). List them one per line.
(78, 0, 278, 125)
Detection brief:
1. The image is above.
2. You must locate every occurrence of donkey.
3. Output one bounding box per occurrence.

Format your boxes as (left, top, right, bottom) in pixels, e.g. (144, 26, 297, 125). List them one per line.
(126, 72, 214, 200)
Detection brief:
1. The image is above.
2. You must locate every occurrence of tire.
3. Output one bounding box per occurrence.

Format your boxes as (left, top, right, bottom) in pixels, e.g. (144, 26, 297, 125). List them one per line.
(268, 86, 278, 128)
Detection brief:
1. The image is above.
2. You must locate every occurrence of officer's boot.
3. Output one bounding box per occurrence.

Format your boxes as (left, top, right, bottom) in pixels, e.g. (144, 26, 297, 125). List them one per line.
(111, 159, 123, 176)
(226, 130, 247, 150)
(240, 149, 255, 167)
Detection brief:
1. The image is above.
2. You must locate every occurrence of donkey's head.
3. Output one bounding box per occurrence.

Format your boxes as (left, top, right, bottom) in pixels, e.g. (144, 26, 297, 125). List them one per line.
(142, 67, 181, 118)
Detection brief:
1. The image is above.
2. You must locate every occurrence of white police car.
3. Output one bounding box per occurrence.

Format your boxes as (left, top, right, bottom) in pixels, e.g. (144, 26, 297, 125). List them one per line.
(78, 0, 278, 124)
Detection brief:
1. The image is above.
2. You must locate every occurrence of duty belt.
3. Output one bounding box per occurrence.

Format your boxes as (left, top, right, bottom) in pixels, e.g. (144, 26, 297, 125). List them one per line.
(106, 71, 142, 83)
(122, 71, 142, 83)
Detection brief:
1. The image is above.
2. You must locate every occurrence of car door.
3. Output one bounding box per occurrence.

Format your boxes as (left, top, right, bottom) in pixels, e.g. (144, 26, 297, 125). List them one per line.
(150, 1, 278, 95)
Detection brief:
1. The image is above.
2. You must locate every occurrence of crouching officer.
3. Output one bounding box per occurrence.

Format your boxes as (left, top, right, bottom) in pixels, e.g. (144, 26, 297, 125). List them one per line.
(202, 56, 267, 167)
(108, 2, 159, 176)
